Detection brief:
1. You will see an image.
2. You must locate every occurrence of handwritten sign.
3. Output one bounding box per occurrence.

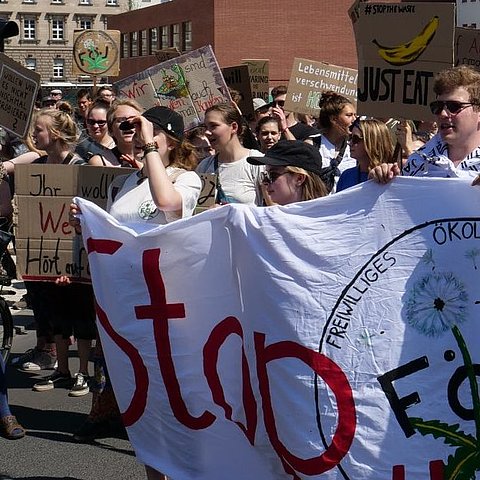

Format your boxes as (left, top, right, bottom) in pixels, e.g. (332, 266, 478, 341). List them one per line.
(154, 47, 181, 63)
(221, 65, 254, 118)
(242, 59, 269, 102)
(455, 27, 480, 70)
(0, 53, 39, 138)
(284, 58, 358, 116)
(14, 165, 134, 281)
(72, 30, 120, 77)
(194, 172, 216, 214)
(114, 45, 231, 130)
(353, 2, 455, 121)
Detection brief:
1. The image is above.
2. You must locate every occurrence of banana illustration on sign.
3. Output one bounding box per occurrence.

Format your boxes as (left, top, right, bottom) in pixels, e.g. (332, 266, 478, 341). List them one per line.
(372, 16, 439, 66)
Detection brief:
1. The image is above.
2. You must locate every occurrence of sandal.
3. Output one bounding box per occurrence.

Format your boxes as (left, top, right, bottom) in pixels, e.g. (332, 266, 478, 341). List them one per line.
(0, 415, 26, 440)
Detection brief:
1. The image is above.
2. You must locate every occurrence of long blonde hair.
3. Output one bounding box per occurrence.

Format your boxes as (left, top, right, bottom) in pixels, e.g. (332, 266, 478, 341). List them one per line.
(357, 119, 395, 170)
(286, 166, 328, 201)
(33, 103, 78, 149)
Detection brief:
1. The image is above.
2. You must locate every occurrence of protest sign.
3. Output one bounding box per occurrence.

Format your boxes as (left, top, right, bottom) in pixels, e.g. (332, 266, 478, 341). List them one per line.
(78, 176, 480, 479)
(114, 45, 231, 130)
(242, 59, 269, 101)
(353, 2, 455, 121)
(194, 172, 216, 214)
(0, 53, 39, 138)
(284, 59, 357, 116)
(221, 65, 254, 118)
(15, 164, 134, 281)
(72, 30, 120, 77)
(154, 47, 181, 63)
(455, 27, 480, 70)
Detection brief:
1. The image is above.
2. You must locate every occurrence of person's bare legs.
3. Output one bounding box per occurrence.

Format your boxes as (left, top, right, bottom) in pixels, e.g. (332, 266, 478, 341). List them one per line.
(145, 466, 167, 480)
(77, 338, 92, 375)
(54, 335, 70, 374)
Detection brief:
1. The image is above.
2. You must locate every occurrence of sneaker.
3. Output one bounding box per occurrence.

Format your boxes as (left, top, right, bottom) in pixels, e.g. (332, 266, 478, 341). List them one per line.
(33, 370, 72, 392)
(12, 348, 58, 371)
(69, 372, 90, 397)
(72, 419, 111, 443)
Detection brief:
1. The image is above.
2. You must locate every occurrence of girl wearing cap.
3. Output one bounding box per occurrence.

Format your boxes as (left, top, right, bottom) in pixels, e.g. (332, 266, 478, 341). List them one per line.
(196, 103, 264, 206)
(337, 118, 394, 192)
(248, 140, 328, 205)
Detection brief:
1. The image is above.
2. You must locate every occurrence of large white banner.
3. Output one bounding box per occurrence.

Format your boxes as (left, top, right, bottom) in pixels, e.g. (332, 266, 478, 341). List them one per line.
(76, 177, 480, 479)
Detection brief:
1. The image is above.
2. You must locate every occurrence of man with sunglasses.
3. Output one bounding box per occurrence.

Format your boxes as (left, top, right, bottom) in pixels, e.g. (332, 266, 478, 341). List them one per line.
(371, 65, 480, 183)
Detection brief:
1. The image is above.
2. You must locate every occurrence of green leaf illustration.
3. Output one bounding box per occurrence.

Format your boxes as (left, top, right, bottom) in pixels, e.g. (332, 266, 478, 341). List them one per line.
(410, 417, 476, 449)
(444, 446, 479, 480)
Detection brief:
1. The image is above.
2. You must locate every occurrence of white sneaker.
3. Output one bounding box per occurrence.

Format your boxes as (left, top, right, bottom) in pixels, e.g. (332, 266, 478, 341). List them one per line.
(69, 372, 90, 397)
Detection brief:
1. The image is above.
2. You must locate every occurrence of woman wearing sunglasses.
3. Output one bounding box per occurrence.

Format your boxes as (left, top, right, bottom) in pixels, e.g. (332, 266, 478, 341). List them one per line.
(337, 119, 394, 192)
(75, 100, 118, 166)
(248, 140, 328, 205)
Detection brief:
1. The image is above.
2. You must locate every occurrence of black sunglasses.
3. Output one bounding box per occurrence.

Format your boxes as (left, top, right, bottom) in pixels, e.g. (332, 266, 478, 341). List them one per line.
(429, 100, 477, 115)
(274, 100, 285, 108)
(87, 119, 107, 126)
(261, 171, 289, 184)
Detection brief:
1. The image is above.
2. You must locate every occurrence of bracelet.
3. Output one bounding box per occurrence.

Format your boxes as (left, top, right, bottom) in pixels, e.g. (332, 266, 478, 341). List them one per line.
(143, 146, 158, 155)
(142, 141, 157, 152)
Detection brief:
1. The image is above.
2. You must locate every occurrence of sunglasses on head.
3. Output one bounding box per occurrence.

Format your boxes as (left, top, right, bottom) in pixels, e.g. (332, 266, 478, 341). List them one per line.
(429, 100, 477, 115)
(87, 119, 107, 126)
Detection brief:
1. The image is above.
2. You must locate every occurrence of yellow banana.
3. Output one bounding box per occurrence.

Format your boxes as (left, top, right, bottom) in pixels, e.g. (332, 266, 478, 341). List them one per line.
(373, 16, 440, 66)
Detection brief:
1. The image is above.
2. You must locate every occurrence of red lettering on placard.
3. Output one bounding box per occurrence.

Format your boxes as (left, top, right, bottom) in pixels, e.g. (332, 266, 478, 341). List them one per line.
(39, 202, 67, 233)
(255, 332, 356, 476)
(135, 248, 216, 430)
(203, 316, 257, 444)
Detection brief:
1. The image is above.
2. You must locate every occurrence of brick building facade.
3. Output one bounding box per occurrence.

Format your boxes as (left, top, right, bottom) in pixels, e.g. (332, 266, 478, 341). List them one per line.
(108, 0, 403, 84)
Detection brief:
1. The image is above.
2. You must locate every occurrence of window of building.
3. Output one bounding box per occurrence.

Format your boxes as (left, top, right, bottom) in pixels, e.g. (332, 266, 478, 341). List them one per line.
(139, 29, 147, 56)
(79, 0, 92, 4)
(25, 58, 36, 70)
(23, 18, 36, 40)
(182, 21, 192, 51)
(172, 23, 180, 49)
(161, 25, 170, 49)
(79, 19, 92, 29)
(472, 23, 478, 28)
(51, 18, 64, 40)
(106, 0, 118, 5)
(149, 27, 158, 55)
(121, 32, 128, 58)
(53, 58, 64, 78)
(22, 0, 35, 3)
(51, 0, 64, 4)
(130, 31, 138, 57)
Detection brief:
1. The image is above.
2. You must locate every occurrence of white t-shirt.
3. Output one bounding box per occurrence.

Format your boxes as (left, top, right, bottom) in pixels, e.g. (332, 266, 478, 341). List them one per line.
(107, 166, 201, 224)
(196, 150, 264, 205)
(403, 133, 480, 179)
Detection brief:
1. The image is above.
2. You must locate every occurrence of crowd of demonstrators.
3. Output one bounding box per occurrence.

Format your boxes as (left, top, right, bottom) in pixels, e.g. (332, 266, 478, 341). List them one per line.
(256, 116, 282, 153)
(185, 126, 214, 163)
(337, 118, 394, 192)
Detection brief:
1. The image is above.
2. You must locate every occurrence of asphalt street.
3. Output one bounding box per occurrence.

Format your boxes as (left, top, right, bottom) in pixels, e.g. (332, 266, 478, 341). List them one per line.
(0, 280, 145, 480)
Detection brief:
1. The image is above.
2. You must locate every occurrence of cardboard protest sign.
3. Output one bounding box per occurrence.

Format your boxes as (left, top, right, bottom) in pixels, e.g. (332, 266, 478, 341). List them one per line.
(455, 27, 480, 70)
(221, 65, 254, 118)
(72, 30, 121, 77)
(0, 53, 39, 138)
(242, 59, 269, 101)
(194, 172, 216, 214)
(284, 59, 358, 116)
(154, 47, 181, 64)
(114, 45, 231, 130)
(78, 177, 480, 479)
(14, 165, 134, 281)
(353, 2, 455, 121)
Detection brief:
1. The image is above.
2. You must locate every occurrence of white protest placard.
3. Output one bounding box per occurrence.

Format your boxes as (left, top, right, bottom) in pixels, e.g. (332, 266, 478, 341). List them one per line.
(78, 177, 480, 479)
(0, 53, 39, 138)
(353, 2, 455, 121)
(114, 45, 231, 130)
(284, 59, 357, 116)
